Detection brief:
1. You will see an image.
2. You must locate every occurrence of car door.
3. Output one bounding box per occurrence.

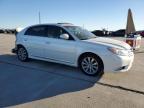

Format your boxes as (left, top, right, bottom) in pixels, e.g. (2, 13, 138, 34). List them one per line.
(24, 25, 48, 58)
(44, 25, 77, 64)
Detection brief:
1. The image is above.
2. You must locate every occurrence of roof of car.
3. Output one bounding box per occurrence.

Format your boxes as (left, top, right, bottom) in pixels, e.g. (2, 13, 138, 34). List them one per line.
(29, 23, 75, 28)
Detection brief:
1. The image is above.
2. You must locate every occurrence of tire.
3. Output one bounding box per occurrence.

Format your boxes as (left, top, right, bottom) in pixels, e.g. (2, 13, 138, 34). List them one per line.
(79, 55, 103, 76)
(17, 47, 29, 62)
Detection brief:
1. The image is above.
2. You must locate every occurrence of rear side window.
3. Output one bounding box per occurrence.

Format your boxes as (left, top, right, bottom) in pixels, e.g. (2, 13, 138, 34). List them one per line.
(25, 26, 47, 37)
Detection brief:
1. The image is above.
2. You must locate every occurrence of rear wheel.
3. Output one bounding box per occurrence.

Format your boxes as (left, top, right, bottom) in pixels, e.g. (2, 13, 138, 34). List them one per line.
(17, 47, 29, 62)
(79, 55, 103, 76)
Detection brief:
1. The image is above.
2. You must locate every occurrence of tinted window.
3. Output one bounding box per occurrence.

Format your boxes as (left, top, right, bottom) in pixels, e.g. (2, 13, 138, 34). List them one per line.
(64, 26, 97, 40)
(47, 26, 74, 40)
(25, 26, 47, 37)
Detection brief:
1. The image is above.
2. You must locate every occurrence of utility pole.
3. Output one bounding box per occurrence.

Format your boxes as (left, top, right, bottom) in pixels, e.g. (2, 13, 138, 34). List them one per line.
(39, 11, 41, 24)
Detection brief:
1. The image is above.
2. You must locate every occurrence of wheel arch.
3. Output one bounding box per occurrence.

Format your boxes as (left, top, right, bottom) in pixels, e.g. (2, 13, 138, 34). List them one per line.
(17, 44, 26, 49)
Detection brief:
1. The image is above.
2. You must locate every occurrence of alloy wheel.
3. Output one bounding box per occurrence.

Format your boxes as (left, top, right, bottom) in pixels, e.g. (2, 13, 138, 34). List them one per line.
(81, 57, 99, 75)
(17, 47, 28, 61)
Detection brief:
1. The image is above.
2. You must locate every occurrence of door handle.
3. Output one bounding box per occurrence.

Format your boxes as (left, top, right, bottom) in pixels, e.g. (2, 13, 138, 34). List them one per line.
(23, 38, 28, 41)
(46, 41, 50, 44)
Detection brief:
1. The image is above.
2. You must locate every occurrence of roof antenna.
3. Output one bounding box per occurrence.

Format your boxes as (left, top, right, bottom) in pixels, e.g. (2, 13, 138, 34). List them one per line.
(39, 11, 41, 24)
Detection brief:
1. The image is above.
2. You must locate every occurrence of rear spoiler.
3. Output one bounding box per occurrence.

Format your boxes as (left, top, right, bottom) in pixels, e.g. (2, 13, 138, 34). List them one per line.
(15, 27, 24, 35)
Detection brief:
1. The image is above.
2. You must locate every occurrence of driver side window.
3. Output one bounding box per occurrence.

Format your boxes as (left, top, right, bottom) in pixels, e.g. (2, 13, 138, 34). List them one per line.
(47, 26, 74, 40)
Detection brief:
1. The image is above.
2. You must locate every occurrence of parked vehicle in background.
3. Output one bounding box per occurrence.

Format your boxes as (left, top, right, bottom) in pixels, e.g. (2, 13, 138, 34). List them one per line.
(0, 29, 4, 33)
(12, 23, 134, 76)
(3, 29, 15, 34)
(139, 31, 144, 37)
(92, 30, 110, 37)
(111, 29, 125, 37)
(92, 30, 105, 36)
(10, 29, 16, 34)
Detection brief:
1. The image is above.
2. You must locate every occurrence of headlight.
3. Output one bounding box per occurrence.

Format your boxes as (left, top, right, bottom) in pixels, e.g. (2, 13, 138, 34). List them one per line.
(108, 47, 129, 56)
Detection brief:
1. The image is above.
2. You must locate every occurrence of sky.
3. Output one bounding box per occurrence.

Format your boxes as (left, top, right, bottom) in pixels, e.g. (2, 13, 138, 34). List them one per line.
(0, 0, 144, 31)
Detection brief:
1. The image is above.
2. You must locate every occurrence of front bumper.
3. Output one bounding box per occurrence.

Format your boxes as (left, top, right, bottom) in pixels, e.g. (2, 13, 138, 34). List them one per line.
(103, 53, 134, 73)
(12, 48, 17, 54)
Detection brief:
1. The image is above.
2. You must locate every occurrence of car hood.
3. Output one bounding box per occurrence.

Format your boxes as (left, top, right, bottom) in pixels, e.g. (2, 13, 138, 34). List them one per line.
(83, 37, 131, 50)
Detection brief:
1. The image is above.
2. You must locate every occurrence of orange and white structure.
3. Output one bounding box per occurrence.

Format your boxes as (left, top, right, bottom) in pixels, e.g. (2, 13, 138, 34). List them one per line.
(125, 9, 141, 50)
(125, 35, 141, 50)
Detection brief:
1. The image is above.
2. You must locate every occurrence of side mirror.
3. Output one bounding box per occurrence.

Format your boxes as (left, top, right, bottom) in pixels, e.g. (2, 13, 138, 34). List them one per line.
(60, 34, 69, 40)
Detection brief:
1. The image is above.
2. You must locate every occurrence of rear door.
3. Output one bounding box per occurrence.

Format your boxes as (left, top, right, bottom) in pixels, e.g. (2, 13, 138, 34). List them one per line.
(24, 25, 48, 57)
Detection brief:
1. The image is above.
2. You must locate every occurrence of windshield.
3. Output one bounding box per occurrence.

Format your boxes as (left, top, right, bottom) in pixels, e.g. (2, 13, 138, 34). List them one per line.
(64, 26, 97, 40)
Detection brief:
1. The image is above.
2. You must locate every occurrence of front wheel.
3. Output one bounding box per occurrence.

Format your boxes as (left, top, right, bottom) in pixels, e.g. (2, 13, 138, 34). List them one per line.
(17, 47, 29, 62)
(79, 55, 103, 76)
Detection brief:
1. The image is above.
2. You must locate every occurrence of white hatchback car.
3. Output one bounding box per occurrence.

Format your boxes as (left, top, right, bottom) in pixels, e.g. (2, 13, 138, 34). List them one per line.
(12, 23, 134, 76)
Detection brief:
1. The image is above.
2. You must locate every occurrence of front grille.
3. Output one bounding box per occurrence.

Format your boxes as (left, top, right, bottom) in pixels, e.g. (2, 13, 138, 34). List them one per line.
(116, 66, 127, 71)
